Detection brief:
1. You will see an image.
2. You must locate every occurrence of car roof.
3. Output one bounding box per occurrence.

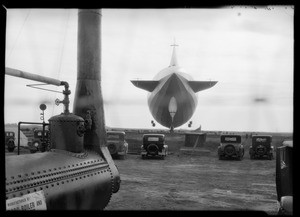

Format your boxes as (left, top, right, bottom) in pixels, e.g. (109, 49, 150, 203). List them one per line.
(107, 131, 125, 134)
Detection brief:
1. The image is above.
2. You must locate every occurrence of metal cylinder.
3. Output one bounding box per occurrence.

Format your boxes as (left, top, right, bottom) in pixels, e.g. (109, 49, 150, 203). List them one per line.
(73, 9, 106, 151)
(49, 113, 85, 153)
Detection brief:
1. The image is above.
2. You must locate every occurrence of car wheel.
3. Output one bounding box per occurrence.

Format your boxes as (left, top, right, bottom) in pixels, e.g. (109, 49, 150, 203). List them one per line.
(108, 143, 117, 155)
(224, 145, 235, 156)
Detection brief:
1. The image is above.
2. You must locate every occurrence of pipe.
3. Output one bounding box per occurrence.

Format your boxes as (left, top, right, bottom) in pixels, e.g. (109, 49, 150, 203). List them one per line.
(5, 67, 62, 86)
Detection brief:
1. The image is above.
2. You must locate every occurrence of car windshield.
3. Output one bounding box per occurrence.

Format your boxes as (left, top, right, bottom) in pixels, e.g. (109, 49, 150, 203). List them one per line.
(221, 135, 241, 143)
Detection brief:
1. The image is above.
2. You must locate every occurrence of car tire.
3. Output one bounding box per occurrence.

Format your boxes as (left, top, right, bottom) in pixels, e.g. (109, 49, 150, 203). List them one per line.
(224, 145, 235, 156)
(7, 140, 15, 152)
(147, 144, 159, 156)
(108, 143, 117, 155)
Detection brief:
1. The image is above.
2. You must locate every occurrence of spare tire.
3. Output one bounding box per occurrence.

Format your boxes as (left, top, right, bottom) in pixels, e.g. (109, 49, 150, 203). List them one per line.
(256, 145, 267, 156)
(108, 143, 117, 155)
(147, 143, 159, 155)
(7, 140, 15, 152)
(224, 144, 235, 156)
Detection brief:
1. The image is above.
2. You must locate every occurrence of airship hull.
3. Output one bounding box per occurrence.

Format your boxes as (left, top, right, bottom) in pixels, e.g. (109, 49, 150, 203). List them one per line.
(147, 72, 197, 128)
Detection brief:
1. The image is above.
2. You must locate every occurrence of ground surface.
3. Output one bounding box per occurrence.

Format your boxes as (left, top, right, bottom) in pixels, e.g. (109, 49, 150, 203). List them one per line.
(6, 130, 289, 213)
(106, 153, 278, 213)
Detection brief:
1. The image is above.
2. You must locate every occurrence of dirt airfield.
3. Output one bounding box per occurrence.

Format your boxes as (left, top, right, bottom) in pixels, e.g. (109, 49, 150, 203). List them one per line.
(105, 130, 292, 213)
(106, 153, 277, 213)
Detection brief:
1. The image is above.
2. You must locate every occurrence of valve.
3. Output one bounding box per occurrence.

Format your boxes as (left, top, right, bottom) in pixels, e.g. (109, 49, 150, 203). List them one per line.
(84, 110, 92, 131)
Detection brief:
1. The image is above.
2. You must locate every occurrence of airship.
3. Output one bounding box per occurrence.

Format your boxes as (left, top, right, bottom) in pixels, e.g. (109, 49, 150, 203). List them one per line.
(131, 43, 217, 131)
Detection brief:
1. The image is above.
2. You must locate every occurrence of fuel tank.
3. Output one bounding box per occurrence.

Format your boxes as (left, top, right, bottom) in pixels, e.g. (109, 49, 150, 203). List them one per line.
(6, 150, 114, 209)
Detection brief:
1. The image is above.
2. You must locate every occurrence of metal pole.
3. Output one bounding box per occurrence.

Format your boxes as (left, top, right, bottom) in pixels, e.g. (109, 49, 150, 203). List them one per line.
(74, 9, 106, 151)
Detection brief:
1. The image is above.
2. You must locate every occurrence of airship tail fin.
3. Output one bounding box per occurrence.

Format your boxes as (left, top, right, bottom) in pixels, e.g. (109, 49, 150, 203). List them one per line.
(188, 81, 218, 93)
(131, 80, 159, 92)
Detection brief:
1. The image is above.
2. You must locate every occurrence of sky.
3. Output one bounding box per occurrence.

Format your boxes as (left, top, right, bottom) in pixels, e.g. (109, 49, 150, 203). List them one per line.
(4, 7, 294, 132)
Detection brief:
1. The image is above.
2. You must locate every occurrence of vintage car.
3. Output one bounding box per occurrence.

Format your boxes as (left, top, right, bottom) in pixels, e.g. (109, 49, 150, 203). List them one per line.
(249, 135, 274, 160)
(276, 140, 293, 215)
(28, 129, 50, 153)
(141, 134, 168, 159)
(5, 131, 16, 152)
(106, 131, 128, 159)
(218, 134, 244, 160)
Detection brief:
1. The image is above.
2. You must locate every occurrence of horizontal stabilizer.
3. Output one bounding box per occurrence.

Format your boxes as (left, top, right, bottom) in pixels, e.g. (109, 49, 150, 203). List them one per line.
(188, 81, 218, 93)
(131, 80, 159, 92)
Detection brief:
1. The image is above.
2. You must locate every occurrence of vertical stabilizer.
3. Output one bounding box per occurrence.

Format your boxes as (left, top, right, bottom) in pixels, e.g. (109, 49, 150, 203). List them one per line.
(169, 41, 179, 67)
